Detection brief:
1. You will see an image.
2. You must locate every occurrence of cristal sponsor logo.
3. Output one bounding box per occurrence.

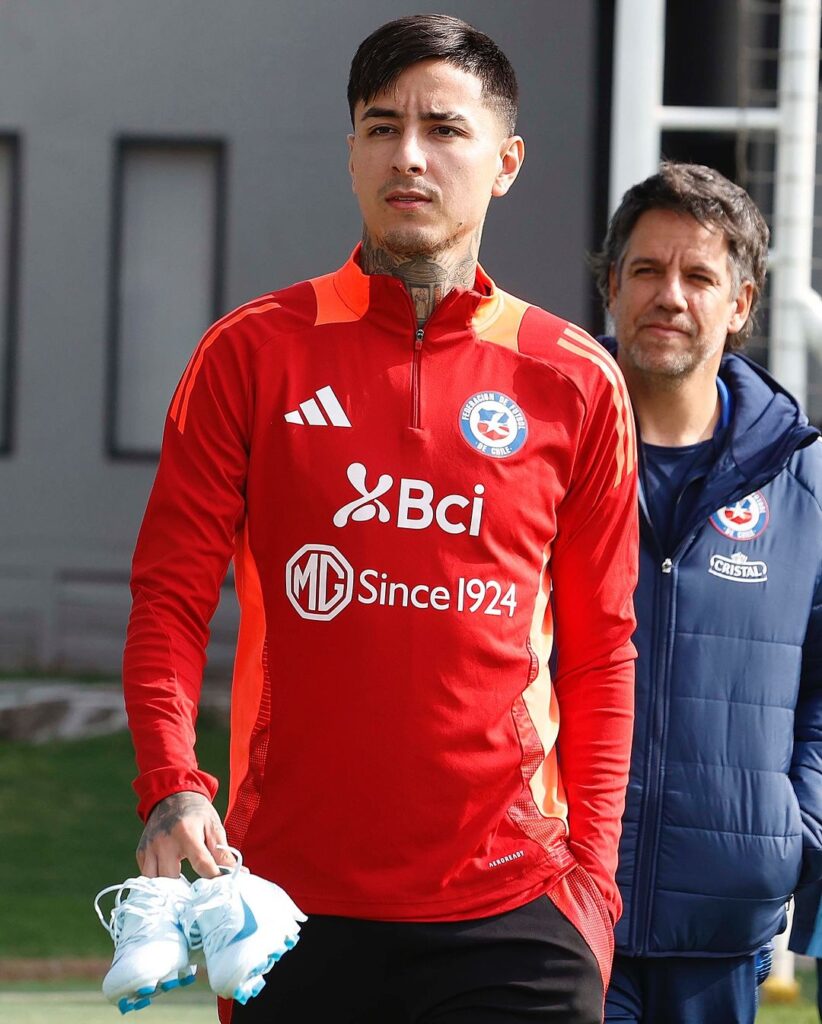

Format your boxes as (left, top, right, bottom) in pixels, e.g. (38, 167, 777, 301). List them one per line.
(285, 544, 517, 621)
(708, 552, 768, 584)
(333, 462, 485, 536)
(285, 544, 354, 621)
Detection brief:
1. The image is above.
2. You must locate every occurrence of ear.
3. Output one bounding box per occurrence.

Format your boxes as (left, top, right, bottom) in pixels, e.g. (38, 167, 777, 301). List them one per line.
(492, 136, 524, 198)
(608, 263, 619, 312)
(347, 134, 356, 194)
(727, 280, 754, 337)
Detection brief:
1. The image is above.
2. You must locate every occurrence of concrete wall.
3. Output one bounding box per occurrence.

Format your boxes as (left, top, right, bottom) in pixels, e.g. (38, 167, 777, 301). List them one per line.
(0, 0, 604, 672)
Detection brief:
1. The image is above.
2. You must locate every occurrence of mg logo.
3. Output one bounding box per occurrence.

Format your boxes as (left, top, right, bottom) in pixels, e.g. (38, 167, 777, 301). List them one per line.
(285, 544, 354, 621)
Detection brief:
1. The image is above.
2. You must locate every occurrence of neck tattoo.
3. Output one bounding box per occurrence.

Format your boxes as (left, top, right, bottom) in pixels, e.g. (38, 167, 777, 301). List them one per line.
(360, 229, 479, 329)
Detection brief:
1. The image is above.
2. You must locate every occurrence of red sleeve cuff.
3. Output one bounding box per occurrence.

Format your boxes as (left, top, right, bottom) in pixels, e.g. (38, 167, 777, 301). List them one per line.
(133, 767, 219, 822)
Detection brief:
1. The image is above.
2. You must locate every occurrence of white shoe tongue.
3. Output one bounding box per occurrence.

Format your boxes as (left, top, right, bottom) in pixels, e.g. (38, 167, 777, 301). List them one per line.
(192, 874, 228, 896)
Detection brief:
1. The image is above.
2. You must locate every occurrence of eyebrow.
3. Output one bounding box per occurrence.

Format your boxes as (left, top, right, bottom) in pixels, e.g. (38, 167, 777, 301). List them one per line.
(626, 256, 719, 277)
(360, 106, 470, 125)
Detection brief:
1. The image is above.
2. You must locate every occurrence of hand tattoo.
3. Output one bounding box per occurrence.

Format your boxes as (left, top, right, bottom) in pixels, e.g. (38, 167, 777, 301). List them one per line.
(137, 791, 211, 855)
(360, 228, 480, 328)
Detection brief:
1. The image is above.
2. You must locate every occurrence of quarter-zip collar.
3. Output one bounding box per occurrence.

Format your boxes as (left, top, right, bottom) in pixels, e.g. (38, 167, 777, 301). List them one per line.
(328, 245, 502, 341)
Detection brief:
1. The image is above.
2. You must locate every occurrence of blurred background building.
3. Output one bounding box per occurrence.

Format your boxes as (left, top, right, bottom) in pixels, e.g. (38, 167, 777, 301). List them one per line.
(0, 0, 819, 676)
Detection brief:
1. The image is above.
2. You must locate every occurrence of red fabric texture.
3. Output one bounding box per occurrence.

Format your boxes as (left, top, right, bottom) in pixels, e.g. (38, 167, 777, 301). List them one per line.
(124, 251, 637, 924)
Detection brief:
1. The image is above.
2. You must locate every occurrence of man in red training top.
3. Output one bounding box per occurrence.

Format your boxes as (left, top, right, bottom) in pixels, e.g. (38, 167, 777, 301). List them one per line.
(124, 13, 638, 1022)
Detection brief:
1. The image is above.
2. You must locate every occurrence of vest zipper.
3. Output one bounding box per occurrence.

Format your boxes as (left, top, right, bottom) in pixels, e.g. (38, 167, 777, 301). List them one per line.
(411, 327, 424, 429)
(631, 556, 677, 953)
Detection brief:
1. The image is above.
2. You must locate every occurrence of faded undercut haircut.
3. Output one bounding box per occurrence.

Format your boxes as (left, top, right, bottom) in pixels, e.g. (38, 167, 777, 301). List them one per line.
(347, 13, 519, 135)
(591, 162, 770, 349)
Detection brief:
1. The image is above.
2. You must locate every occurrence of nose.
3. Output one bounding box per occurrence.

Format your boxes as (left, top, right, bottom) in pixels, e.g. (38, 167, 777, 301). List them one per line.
(391, 131, 427, 176)
(655, 272, 688, 311)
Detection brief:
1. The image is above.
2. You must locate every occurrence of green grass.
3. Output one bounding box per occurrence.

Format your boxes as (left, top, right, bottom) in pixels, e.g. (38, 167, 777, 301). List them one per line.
(757, 966, 819, 1022)
(0, 716, 229, 958)
(0, 986, 216, 1023)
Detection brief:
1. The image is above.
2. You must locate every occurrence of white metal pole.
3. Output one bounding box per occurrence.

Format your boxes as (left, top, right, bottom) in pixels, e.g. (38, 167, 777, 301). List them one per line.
(609, 0, 666, 214)
(769, 0, 822, 407)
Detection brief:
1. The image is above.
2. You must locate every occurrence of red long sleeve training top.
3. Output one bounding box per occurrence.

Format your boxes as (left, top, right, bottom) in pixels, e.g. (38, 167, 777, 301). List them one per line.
(124, 248, 637, 958)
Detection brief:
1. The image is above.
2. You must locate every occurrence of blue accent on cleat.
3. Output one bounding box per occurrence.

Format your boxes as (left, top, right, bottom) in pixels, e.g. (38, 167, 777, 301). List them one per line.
(133, 996, 152, 1010)
(249, 977, 265, 998)
(160, 978, 180, 991)
(180, 972, 197, 987)
(118, 997, 133, 1014)
(136, 986, 156, 996)
(226, 897, 258, 946)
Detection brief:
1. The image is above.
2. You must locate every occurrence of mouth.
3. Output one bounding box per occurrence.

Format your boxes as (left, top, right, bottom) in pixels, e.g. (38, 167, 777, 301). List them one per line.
(384, 191, 433, 211)
(640, 322, 691, 337)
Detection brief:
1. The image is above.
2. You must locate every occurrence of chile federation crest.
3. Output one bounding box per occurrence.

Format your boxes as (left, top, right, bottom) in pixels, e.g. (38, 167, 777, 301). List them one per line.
(709, 491, 769, 541)
(459, 392, 528, 459)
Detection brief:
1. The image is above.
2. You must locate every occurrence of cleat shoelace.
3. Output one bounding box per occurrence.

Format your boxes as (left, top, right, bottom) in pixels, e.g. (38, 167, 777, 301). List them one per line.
(94, 876, 195, 1012)
(94, 878, 185, 948)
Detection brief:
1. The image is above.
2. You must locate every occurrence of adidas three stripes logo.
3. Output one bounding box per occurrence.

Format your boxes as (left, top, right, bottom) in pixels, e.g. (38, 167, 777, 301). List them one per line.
(284, 386, 351, 427)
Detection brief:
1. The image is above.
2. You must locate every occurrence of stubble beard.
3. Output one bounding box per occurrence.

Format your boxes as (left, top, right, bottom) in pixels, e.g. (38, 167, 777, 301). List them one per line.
(620, 326, 725, 391)
(377, 223, 459, 262)
(624, 343, 698, 385)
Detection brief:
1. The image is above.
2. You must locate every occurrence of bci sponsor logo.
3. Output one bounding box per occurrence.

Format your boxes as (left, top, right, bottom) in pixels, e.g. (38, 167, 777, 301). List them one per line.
(333, 463, 485, 536)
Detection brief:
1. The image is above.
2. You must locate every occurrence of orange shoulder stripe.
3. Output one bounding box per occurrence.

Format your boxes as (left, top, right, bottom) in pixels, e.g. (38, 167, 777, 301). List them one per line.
(557, 326, 635, 487)
(170, 299, 281, 435)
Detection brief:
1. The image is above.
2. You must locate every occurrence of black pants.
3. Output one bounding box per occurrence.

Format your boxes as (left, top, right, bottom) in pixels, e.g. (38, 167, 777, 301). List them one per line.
(227, 894, 603, 1023)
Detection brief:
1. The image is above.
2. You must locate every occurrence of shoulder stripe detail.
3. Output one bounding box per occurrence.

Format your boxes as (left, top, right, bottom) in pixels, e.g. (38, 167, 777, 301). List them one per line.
(472, 290, 531, 350)
(170, 299, 281, 434)
(311, 268, 370, 327)
(557, 328, 635, 487)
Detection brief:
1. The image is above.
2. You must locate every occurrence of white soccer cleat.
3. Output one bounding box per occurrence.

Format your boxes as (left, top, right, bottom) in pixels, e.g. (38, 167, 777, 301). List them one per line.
(94, 875, 196, 1014)
(183, 847, 307, 1005)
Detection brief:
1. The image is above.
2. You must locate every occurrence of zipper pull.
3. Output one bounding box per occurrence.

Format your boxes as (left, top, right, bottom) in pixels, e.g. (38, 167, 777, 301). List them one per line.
(415, 327, 424, 348)
(661, 558, 673, 574)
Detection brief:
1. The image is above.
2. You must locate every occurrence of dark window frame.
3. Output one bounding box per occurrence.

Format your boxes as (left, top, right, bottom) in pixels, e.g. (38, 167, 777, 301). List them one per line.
(0, 133, 22, 456)
(105, 135, 227, 461)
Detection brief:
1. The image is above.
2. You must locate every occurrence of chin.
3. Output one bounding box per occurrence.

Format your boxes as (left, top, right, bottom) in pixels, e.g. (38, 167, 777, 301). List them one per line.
(379, 226, 452, 260)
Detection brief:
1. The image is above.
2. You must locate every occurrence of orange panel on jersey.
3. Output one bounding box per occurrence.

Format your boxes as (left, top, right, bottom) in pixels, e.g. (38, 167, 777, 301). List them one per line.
(472, 289, 531, 350)
(312, 253, 371, 326)
(227, 523, 267, 813)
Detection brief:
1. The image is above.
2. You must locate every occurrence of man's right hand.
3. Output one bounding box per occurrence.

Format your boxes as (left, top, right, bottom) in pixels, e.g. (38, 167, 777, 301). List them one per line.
(136, 791, 236, 879)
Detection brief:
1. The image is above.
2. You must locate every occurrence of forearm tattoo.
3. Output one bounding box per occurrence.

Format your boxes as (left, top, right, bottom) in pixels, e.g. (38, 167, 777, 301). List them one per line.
(137, 792, 210, 854)
(360, 228, 480, 329)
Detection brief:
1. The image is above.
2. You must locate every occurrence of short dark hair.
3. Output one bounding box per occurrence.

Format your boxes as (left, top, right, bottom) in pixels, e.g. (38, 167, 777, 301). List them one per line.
(591, 161, 770, 348)
(347, 14, 518, 135)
